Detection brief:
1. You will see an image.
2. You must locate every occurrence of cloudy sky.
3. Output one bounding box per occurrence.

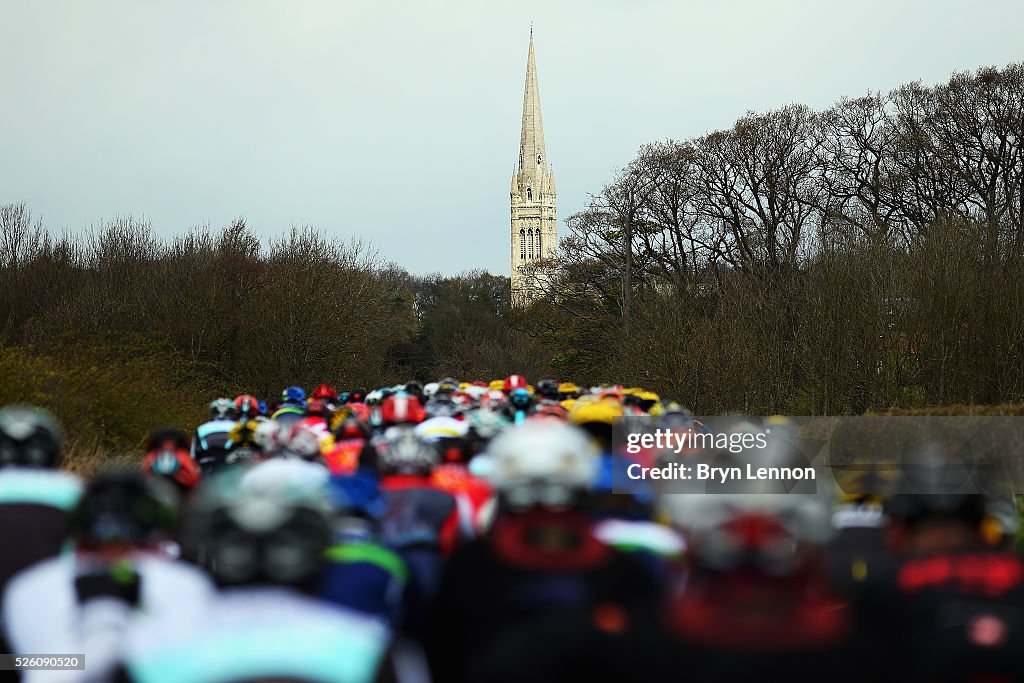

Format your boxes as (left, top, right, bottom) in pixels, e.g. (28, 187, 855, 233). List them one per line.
(2, 0, 1022, 275)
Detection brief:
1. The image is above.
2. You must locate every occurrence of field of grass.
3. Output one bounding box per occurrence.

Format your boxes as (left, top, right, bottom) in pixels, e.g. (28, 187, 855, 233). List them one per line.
(0, 342, 214, 474)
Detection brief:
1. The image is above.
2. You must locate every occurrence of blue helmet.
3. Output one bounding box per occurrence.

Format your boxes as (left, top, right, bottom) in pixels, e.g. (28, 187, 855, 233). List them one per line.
(281, 386, 306, 406)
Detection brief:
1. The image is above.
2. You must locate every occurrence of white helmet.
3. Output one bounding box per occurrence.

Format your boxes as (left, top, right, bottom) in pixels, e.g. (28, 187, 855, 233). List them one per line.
(478, 421, 598, 510)
(415, 416, 469, 443)
(262, 422, 322, 462)
(422, 382, 440, 398)
(463, 384, 488, 400)
(253, 420, 281, 453)
(378, 430, 438, 476)
(664, 492, 833, 575)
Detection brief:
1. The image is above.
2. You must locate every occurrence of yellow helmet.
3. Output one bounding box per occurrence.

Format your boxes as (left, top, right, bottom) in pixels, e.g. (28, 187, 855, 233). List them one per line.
(569, 399, 624, 427)
(489, 379, 505, 392)
(560, 398, 577, 412)
(558, 382, 579, 398)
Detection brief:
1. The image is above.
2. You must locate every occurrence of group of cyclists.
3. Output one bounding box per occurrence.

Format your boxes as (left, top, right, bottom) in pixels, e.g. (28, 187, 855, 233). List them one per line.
(0, 375, 1022, 682)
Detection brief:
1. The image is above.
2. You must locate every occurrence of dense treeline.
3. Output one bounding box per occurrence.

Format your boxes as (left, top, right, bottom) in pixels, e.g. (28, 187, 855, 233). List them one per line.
(520, 62, 1024, 413)
(0, 209, 414, 395)
(0, 206, 541, 449)
(2, 61, 1023, 432)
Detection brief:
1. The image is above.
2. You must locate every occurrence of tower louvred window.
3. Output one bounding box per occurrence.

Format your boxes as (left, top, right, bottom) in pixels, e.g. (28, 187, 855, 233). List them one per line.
(520, 229, 526, 259)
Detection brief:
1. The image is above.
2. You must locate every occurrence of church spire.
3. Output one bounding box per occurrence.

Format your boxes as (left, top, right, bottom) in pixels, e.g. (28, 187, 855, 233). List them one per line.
(518, 28, 547, 195)
(510, 29, 556, 305)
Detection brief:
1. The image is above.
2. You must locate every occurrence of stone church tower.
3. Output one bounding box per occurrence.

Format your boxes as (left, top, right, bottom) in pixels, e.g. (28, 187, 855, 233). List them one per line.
(510, 29, 556, 303)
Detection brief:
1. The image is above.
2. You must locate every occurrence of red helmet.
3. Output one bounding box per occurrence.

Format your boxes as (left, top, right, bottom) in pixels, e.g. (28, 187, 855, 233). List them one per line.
(305, 398, 334, 419)
(310, 384, 338, 401)
(347, 402, 371, 423)
(503, 374, 528, 394)
(234, 394, 261, 420)
(380, 394, 426, 425)
(334, 416, 370, 441)
(533, 402, 568, 420)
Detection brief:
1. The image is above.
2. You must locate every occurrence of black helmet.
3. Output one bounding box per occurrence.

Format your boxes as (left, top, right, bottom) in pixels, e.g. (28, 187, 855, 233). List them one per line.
(0, 405, 64, 469)
(884, 457, 988, 529)
(72, 469, 180, 550)
(535, 379, 560, 400)
(185, 468, 332, 587)
(403, 381, 424, 400)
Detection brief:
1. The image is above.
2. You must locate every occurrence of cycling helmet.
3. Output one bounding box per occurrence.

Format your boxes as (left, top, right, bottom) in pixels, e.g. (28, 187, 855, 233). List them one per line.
(310, 384, 338, 402)
(436, 378, 460, 395)
(463, 384, 488, 400)
(403, 381, 425, 401)
(72, 469, 179, 551)
(233, 394, 261, 420)
(209, 398, 237, 421)
(532, 402, 568, 420)
(659, 403, 695, 430)
(143, 428, 201, 493)
(281, 386, 306, 406)
(885, 460, 988, 531)
(186, 468, 333, 587)
(424, 397, 460, 419)
(333, 416, 370, 441)
(466, 409, 511, 442)
(0, 404, 64, 469)
(481, 421, 598, 510)
(304, 398, 334, 420)
(664, 492, 833, 576)
(266, 422, 323, 462)
(508, 388, 535, 412)
(503, 375, 528, 394)
(377, 431, 439, 476)
(558, 382, 580, 399)
(568, 398, 624, 449)
(638, 391, 660, 412)
(380, 393, 426, 425)
(480, 390, 509, 411)
(535, 379, 560, 400)
(415, 416, 469, 442)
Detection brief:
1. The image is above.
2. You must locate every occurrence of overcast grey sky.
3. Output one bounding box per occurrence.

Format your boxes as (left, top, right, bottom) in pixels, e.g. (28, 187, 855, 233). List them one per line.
(2, 0, 1022, 275)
